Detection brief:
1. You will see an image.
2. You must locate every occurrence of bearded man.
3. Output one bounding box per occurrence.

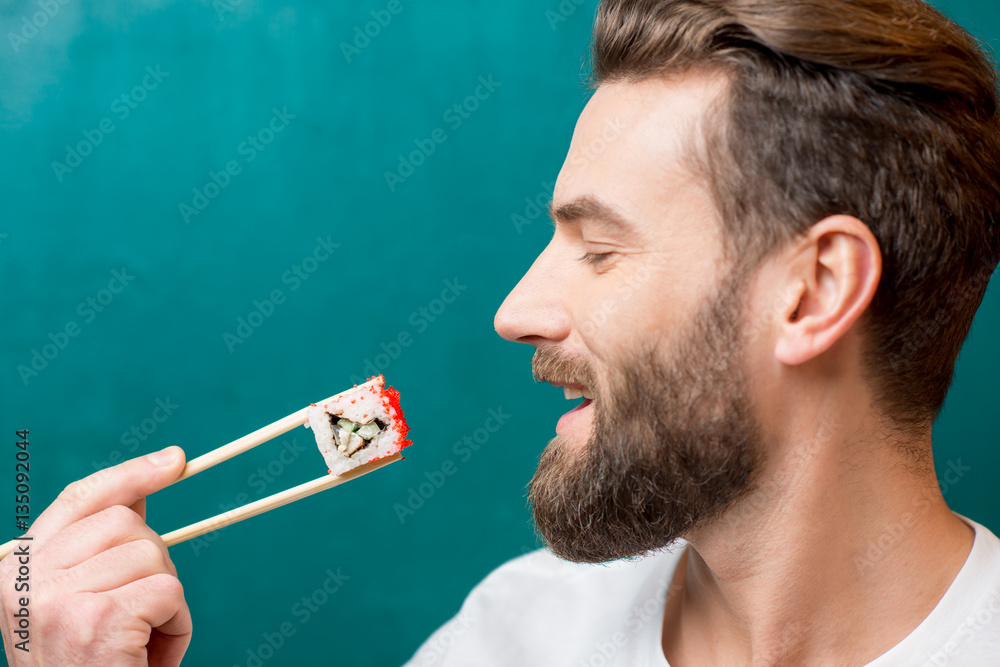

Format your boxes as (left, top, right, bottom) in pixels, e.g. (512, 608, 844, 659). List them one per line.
(414, 0, 1000, 664)
(3, 1, 999, 665)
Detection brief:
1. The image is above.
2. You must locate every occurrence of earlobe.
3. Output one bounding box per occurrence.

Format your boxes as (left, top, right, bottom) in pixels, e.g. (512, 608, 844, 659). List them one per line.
(774, 216, 882, 367)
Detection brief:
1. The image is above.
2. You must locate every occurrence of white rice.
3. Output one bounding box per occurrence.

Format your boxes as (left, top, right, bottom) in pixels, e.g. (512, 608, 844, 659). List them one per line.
(304, 376, 408, 476)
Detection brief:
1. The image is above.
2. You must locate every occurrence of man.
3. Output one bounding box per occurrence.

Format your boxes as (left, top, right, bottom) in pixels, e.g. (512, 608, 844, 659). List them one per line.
(408, 0, 1000, 664)
(2, 0, 998, 665)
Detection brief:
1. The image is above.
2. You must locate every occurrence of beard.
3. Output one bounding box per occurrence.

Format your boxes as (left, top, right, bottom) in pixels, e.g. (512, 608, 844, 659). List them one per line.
(528, 268, 764, 563)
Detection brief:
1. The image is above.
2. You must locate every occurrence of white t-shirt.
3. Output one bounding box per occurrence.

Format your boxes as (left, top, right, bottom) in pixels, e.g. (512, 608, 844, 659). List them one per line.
(405, 515, 1000, 666)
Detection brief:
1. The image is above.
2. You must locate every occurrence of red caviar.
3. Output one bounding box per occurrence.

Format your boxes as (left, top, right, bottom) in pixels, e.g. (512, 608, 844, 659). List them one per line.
(382, 383, 412, 450)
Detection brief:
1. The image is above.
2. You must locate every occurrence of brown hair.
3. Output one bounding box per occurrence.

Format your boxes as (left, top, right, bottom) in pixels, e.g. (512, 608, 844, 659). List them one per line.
(591, 0, 1000, 432)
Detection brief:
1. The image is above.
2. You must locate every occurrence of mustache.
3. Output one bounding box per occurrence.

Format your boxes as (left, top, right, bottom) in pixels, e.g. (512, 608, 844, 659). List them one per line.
(531, 348, 597, 388)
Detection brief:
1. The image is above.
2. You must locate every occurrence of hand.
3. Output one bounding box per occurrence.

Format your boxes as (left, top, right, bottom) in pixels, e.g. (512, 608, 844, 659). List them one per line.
(0, 446, 192, 666)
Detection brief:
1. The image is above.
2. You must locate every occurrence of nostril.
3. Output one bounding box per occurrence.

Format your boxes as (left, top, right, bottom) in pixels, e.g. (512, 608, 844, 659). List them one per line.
(495, 302, 572, 345)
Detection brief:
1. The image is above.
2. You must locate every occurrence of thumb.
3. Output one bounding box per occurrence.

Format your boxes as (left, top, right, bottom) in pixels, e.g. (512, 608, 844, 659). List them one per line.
(30, 446, 186, 540)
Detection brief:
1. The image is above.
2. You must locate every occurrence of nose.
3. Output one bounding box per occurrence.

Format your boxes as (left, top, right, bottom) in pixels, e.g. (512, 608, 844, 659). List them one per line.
(494, 244, 572, 345)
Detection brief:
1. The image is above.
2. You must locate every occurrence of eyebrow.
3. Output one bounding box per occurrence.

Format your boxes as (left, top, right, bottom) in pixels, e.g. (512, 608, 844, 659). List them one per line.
(548, 195, 636, 237)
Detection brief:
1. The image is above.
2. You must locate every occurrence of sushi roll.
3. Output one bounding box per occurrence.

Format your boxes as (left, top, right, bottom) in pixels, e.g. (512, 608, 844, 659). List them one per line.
(305, 375, 412, 476)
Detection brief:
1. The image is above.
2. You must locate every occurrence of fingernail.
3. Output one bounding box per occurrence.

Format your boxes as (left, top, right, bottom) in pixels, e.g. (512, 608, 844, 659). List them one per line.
(148, 447, 178, 466)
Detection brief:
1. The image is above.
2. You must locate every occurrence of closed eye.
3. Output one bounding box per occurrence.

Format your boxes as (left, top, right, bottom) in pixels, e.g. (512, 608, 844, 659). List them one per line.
(580, 252, 613, 266)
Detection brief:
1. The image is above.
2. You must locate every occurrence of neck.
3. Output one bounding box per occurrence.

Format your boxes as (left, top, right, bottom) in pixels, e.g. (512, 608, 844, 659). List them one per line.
(661, 398, 975, 666)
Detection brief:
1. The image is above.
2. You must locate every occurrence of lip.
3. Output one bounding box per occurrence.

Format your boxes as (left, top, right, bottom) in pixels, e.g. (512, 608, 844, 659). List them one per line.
(556, 397, 593, 436)
(547, 381, 587, 389)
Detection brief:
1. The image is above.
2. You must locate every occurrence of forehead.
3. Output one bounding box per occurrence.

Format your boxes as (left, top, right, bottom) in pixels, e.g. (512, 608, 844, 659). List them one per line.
(553, 73, 728, 238)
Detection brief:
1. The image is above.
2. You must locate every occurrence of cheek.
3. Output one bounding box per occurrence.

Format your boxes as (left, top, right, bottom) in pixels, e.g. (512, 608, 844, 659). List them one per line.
(572, 264, 670, 355)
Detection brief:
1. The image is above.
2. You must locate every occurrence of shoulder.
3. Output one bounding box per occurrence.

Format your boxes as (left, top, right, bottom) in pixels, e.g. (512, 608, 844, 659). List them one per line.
(903, 515, 1000, 666)
(404, 544, 686, 667)
(940, 517, 1000, 661)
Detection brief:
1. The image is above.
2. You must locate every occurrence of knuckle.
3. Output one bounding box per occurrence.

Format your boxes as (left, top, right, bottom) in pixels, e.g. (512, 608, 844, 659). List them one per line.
(102, 504, 141, 532)
(33, 602, 60, 638)
(69, 595, 114, 646)
(56, 480, 81, 502)
(32, 583, 56, 614)
(33, 582, 64, 619)
(68, 617, 98, 648)
(34, 590, 111, 648)
(57, 472, 101, 504)
(149, 572, 185, 600)
(132, 538, 165, 567)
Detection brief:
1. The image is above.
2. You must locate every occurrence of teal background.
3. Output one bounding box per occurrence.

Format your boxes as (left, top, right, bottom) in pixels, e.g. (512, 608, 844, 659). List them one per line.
(0, 1, 997, 665)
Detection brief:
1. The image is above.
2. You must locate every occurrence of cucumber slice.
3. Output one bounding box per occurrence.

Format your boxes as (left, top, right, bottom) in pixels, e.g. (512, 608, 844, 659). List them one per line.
(355, 422, 381, 440)
(337, 418, 359, 433)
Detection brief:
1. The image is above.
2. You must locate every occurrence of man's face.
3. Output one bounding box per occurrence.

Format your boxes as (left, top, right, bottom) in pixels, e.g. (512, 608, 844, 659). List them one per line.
(494, 74, 765, 563)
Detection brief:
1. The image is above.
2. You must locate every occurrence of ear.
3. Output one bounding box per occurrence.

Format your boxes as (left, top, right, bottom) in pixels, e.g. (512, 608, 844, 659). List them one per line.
(774, 215, 882, 366)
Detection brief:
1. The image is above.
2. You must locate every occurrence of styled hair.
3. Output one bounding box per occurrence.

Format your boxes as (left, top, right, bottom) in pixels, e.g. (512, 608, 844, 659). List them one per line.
(591, 0, 1000, 432)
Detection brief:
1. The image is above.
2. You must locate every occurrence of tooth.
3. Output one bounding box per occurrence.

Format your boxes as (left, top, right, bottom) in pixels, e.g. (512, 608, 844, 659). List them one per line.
(563, 387, 584, 400)
(582, 389, 594, 400)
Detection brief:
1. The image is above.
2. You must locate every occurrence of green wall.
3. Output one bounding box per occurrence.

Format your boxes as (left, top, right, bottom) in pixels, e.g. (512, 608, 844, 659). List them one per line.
(1, 1, 997, 665)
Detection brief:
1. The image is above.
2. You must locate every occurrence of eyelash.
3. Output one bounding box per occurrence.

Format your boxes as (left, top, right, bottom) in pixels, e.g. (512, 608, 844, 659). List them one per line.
(580, 252, 613, 266)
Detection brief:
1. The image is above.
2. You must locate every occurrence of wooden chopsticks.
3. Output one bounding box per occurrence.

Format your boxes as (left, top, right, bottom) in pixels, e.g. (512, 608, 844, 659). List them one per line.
(0, 379, 399, 559)
(161, 452, 401, 547)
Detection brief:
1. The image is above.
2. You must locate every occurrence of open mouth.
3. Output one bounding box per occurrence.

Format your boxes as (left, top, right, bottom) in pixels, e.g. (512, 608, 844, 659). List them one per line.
(561, 386, 594, 401)
(563, 396, 593, 416)
(552, 383, 595, 436)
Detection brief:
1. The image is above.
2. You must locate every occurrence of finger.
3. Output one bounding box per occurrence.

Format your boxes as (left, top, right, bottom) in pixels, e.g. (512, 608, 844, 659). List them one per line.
(35, 504, 173, 574)
(130, 496, 146, 521)
(108, 574, 192, 667)
(59, 538, 174, 593)
(148, 625, 193, 667)
(28, 446, 186, 542)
